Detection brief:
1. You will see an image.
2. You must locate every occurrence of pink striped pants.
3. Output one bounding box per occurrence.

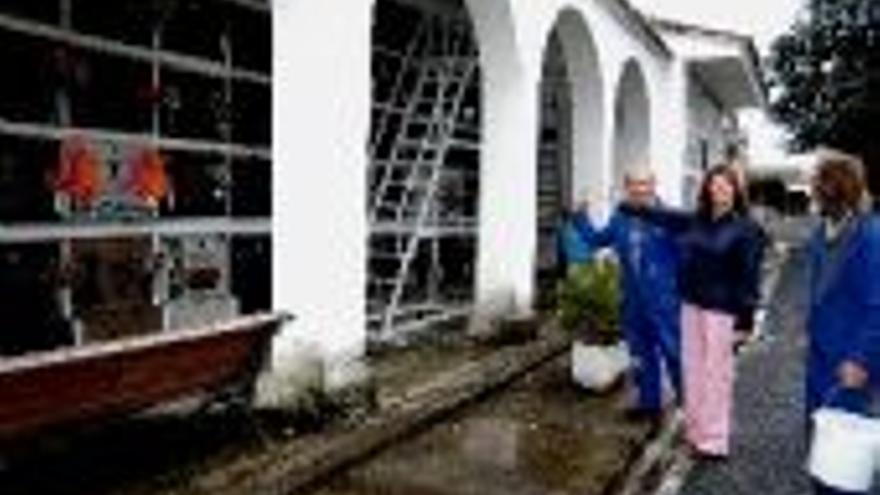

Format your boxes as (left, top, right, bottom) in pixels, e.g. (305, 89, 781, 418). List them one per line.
(682, 303, 736, 456)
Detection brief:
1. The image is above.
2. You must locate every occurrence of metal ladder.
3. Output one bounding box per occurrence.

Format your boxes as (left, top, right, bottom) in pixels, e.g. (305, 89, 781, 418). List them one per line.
(368, 22, 426, 194)
(368, 17, 478, 339)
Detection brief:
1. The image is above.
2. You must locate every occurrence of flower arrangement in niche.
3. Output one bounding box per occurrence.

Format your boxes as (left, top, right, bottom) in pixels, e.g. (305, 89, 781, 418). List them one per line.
(126, 147, 169, 210)
(53, 135, 103, 211)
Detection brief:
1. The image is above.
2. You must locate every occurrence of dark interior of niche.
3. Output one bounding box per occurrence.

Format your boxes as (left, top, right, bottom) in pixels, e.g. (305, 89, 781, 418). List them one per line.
(71, 2, 155, 47)
(229, 7, 271, 74)
(230, 235, 271, 314)
(371, 112, 403, 160)
(371, 49, 402, 105)
(0, 30, 57, 122)
(161, 0, 231, 62)
(437, 237, 477, 299)
(69, 1, 270, 75)
(231, 159, 270, 217)
(232, 82, 271, 146)
(0, 2, 59, 25)
(0, 242, 72, 356)
(402, 237, 475, 303)
(69, 50, 153, 133)
(161, 69, 227, 141)
(160, 151, 229, 217)
(160, 74, 269, 146)
(0, 136, 58, 222)
(372, 0, 423, 51)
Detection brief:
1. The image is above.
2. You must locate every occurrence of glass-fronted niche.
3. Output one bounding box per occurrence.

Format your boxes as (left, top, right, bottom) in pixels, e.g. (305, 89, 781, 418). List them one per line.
(0, 1, 271, 356)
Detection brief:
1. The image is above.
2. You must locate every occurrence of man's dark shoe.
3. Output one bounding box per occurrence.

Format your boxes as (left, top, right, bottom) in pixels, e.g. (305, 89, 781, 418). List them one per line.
(624, 407, 665, 436)
(624, 407, 662, 422)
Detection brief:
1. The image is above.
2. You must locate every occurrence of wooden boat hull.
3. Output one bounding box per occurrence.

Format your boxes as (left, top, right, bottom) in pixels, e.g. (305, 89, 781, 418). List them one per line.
(0, 313, 287, 445)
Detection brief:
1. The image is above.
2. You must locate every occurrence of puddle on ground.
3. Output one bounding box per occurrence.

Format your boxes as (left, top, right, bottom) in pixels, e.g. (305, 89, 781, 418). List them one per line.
(315, 356, 650, 495)
(0, 349, 648, 495)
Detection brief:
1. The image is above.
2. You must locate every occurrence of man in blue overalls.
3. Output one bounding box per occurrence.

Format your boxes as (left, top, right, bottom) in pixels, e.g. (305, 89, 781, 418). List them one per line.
(572, 168, 682, 420)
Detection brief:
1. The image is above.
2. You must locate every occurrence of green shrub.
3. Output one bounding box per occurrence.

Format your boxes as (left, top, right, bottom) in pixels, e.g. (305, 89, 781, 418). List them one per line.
(556, 260, 620, 344)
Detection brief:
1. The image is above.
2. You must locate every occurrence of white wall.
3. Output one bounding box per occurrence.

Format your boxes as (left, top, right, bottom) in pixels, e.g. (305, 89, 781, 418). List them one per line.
(611, 59, 651, 199)
(657, 59, 690, 207)
(263, 0, 371, 406)
(554, 8, 605, 224)
(267, 0, 696, 399)
(473, 0, 684, 326)
(681, 72, 738, 206)
(687, 74, 731, 167)
(469, 0, 540, 328)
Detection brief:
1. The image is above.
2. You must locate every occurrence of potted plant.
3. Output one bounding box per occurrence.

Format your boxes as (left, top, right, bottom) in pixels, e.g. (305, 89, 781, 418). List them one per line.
(556, 259, 629, 392)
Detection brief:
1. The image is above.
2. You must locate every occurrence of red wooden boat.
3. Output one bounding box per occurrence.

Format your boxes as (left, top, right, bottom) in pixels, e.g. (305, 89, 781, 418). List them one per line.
(0, 312, 289, 446)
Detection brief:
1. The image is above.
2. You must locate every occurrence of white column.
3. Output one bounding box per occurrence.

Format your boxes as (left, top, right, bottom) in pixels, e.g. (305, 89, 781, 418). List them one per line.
(472, 51, 541, 330)
(597, 58, 625, 223)
(262, 0, 370, 406)
(654, 62, 689, 207)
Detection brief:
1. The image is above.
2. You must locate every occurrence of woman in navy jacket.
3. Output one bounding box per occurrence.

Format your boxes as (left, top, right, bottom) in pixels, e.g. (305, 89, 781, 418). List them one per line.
(623, 164, 766, 459)
(806, 152, 880, 495)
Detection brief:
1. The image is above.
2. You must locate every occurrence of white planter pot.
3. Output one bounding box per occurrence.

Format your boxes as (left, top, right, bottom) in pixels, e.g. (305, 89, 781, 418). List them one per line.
(570, 341, 630, 392)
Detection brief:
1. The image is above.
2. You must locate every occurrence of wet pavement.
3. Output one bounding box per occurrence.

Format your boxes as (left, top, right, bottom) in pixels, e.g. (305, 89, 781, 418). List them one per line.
(677, 248, 813, 494)
(1, 323, 651, 495)
(367, 327, 497, 410)
(2, 250, 821, 495)
(313, 354, 651, 495)
(0, 329, 490, 495)
(1, 408, 278, 495)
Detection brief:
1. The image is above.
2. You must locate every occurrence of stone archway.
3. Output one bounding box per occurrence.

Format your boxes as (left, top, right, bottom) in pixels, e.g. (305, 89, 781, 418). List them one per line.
(534, 8, 604, 308)
(368, 0, 488, 341)
(612, 59, 651, 201)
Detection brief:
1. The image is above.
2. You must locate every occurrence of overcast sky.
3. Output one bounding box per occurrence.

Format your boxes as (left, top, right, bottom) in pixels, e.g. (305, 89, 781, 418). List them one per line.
(631, 0, 807, 161)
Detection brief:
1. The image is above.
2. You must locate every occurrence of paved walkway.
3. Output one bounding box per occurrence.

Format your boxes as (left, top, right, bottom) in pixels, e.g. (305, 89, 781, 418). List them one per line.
(313, 354, 652, 495)
(678, 249, 813, 494)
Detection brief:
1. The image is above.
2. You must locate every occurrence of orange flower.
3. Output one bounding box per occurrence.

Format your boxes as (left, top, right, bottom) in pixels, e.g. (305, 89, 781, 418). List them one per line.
(128, 147, 168, 206)
(54, 135, 102, 208)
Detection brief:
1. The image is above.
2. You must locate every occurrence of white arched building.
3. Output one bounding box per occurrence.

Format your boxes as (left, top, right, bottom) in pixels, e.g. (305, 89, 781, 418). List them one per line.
(267, 0, 765, 402)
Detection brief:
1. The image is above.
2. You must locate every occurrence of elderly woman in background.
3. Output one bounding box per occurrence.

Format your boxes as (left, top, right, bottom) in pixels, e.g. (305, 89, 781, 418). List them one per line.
(805, 151, 880, 495)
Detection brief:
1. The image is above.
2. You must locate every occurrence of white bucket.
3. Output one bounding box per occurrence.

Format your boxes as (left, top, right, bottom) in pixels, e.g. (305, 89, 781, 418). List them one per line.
(808, 408, 880, 492)
(571, 342, 630, 392)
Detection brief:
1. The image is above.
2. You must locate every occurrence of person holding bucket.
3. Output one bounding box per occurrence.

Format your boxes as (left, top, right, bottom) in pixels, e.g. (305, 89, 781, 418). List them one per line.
(621, 163, 766, 459)
(570, 167, 682, 426)
(804, 151, 880, 495)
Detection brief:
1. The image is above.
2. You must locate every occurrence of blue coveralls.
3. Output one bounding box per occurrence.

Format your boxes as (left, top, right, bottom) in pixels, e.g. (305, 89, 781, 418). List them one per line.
(806, 215, 880, 419)
(573, 207, 682, 411)
(807, 215, 880, 495)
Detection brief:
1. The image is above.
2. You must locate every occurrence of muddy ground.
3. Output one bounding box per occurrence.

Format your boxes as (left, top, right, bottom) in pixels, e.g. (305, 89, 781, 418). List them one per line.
(1, 329, 649, 495)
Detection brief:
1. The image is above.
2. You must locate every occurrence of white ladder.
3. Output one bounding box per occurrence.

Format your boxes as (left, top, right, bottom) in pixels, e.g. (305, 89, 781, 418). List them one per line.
(369, 17, 478, 339)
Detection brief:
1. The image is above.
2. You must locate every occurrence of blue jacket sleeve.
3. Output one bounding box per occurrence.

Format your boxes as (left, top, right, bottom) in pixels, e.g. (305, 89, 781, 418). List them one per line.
(619, 204, 693, 234)
(558, 219, 593, 264)
(734, 221, 768, 331)
(806, 226, 824, 310)
(847, 217, 880, 377)
(571, 210, 618, 249)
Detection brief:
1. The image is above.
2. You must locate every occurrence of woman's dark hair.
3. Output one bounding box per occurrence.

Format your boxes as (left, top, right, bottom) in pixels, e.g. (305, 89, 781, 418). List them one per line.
(812, 149, 867, 216)
(697, 164, 748, 218)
